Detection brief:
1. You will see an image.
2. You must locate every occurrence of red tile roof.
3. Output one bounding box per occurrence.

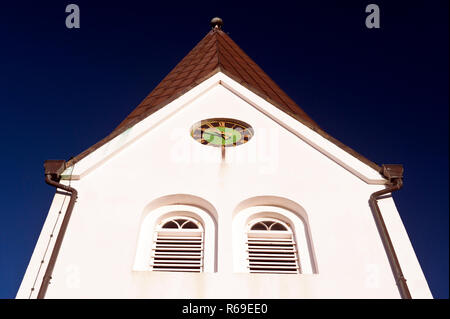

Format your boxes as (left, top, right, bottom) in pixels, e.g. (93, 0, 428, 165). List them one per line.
(66, 28, 381, 174)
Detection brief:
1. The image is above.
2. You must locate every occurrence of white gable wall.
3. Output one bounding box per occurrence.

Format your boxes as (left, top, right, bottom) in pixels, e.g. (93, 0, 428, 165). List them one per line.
(17, 74, 431, 298)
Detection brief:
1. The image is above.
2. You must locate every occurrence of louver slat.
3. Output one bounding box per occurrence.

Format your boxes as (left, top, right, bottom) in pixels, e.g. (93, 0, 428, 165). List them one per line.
(247, 234, 300, 274)
(151, 232, 203, 272)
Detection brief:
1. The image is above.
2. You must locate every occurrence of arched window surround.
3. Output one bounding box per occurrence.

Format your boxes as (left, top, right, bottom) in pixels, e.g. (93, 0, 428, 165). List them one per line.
(133, 204, 216, 272)
(233, 205, 315, 274)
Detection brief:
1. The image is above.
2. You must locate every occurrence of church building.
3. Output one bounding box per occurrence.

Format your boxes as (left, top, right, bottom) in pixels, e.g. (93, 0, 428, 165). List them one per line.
(17, 18, 431, 299)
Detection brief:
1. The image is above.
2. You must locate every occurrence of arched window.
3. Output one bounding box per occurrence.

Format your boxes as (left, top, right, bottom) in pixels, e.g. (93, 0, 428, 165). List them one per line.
(151, 216, 204, 272)
(246, 218, 301, 274)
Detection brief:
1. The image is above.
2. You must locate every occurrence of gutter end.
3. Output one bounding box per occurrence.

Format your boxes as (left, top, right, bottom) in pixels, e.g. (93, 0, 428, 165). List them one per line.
(44, 160, 66, 178)
(381, 164, 404, 181)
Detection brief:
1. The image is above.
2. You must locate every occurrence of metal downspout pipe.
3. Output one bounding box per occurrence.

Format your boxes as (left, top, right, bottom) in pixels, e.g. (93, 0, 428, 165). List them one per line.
(37, 160, 78, 299)
(369, 164, 412, 299)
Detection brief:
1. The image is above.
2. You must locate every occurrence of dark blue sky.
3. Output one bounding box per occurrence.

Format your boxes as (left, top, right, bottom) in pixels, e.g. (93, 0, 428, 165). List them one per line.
(0, 1, 448, 299)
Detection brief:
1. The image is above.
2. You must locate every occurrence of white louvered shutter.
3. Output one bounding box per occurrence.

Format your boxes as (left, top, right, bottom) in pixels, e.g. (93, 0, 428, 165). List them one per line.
(246, 220, 300, 274)
(151, 218, 204, 272)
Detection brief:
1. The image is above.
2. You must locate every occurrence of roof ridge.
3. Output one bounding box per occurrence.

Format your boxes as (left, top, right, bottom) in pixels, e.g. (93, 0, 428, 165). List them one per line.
(213, 29, 222, 73)
(216, 31, 295, 114)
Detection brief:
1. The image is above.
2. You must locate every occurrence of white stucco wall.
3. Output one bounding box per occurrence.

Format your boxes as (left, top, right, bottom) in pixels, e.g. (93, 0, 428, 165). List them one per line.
(17, 74, 432, 298)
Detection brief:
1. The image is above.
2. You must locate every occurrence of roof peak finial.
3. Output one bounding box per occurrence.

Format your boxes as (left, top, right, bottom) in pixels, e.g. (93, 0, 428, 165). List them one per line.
(210, 17, 223, 30)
